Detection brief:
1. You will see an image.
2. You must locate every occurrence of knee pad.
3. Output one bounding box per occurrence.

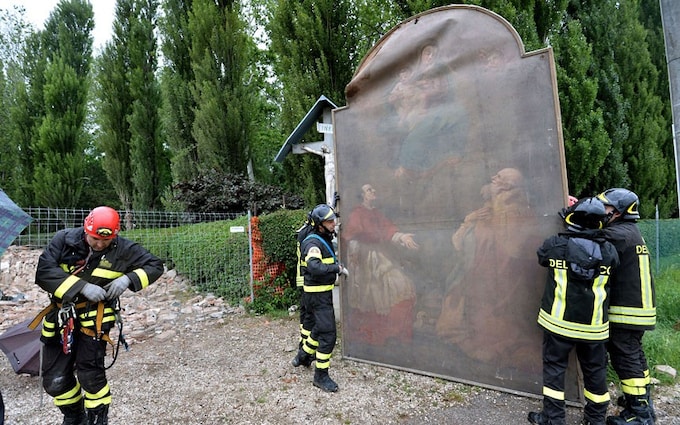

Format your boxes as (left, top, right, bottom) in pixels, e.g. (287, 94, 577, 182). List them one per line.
(43, 375, 75, 397)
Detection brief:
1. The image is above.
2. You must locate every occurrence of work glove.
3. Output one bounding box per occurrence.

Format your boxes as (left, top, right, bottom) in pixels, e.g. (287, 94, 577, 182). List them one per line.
(339, 265, 349, 278)
(105, 275, 131, 300)
(80, 283, 106, 303)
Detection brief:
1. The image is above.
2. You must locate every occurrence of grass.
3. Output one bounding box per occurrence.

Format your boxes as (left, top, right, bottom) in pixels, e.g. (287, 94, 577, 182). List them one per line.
(644, 267, 680, 378)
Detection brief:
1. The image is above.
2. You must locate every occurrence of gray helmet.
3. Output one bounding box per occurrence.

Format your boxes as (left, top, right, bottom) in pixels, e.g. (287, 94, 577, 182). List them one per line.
(309, 204, 336, 228)
(564, 197, 607, 231)
(596, 188, 640, 220)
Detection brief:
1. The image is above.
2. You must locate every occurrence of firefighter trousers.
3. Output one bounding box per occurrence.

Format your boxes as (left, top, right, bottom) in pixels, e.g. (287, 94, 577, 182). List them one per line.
(41, 330, 111, 410)
(301, 290, 336, 368)
(607, 328, 650, 396)
(542, 332, 609, 423)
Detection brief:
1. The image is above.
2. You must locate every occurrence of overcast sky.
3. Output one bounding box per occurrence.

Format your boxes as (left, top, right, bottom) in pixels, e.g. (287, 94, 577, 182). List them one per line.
(2, 0, 115, 50)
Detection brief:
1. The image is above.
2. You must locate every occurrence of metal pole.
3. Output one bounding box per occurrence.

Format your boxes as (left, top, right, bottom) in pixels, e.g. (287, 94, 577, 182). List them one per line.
(655, 204, 660, 274)
(659, 0, 680, 215)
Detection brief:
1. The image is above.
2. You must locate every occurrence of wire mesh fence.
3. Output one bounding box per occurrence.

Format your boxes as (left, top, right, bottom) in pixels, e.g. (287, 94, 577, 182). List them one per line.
(6, 208, 680, 306)
(13, 208, 254, 305)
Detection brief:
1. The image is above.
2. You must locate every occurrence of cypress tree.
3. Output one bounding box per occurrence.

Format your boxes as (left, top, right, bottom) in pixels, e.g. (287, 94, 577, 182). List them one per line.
(267, 0, 359, 204)
(159, 0, 199, 185)
(31, 0, 94, 207)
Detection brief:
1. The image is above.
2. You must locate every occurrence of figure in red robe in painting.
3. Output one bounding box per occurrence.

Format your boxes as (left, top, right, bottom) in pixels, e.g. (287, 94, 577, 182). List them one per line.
(342, 184, 419, 345)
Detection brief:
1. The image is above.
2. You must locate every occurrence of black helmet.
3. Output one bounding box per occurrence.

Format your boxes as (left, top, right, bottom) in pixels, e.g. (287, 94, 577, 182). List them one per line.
(596, 188, 640, 220)
(309, 204, 336, 227)
(564, 197, 606, 231)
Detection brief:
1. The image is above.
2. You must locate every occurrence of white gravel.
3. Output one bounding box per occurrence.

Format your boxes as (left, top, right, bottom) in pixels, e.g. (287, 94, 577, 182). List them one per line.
(1, 247, 679, 424)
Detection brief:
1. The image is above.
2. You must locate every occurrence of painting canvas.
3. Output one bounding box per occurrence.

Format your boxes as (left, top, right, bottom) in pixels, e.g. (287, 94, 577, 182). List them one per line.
(334, 5, 576, 398)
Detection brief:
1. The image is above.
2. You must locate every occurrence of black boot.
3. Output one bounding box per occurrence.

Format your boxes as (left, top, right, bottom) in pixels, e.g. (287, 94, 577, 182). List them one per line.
(291, 349, 313, 367)
(646, 384, 657, 421)
(86, 405, 109, 425)
(606, 394, 654, 425)
(59, 400, 87, 425)
(527, 411, 566, 425)
(313, 368, 338, 392)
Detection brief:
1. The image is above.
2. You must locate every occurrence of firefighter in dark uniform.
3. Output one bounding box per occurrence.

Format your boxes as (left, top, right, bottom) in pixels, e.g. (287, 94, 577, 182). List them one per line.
(292, 204, 348, 392)
(597, 188, 656, 425)
(291, 214, 314, 367)
(34, 206, 164, 425)
(528, 197, 619, 425)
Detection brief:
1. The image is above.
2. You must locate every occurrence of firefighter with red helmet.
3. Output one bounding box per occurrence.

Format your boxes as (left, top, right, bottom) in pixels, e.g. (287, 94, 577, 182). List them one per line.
(597, 189, 656, 425)
(34, 206, 164, 425)
(292, 204, 348, 392)
(529, 197, 619, 425)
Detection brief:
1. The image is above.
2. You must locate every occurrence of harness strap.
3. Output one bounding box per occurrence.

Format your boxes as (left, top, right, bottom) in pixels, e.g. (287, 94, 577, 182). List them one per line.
(79, 301, 111, 343)
(28, 301, 89, 330)
(79, 327, 114, 346)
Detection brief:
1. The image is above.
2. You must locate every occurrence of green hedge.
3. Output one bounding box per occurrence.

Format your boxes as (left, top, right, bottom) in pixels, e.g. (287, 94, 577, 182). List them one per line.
(258, 209, 307, 287)
(122, 216, 251, 305)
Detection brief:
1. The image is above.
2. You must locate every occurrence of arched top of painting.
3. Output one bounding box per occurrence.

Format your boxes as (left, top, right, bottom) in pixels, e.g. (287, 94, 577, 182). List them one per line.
(345, 5, 546, 103)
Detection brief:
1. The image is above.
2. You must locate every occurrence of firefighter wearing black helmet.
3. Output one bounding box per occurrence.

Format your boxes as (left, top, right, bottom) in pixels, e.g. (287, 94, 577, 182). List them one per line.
(292, 204, 348, 392)
(529, 197, 619, 425)
(597, 188, 656, 425)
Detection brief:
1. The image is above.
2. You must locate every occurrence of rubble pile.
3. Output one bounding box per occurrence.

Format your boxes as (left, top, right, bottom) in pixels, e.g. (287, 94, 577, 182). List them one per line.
(0, 245, 244, 343)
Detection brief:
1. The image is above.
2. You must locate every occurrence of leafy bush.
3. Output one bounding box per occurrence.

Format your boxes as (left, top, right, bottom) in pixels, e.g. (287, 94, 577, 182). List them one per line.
(258, 209, 308, 288)
(171, 169, 305, 215)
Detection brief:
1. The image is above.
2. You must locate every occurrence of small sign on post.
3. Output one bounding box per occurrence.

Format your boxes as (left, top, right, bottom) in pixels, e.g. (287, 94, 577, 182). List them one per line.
(229, 226, 245, 233)
(316, 122, 333, 134)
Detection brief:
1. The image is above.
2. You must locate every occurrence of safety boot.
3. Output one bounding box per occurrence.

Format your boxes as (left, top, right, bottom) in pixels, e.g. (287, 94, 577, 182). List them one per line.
(291, 349, 313, 367)
(606, 395, 654, 425)
(86, 404, 109, 425)
(59, 400, 87, 425)
(581, 419, 605, 425)
(313, 368, 339, 392)
(527, 411, 566, 425)
(619, 385, 657, 421)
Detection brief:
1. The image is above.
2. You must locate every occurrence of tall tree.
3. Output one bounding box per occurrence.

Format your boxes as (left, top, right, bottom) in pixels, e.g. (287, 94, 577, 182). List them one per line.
(0, 6, 31, 197)
(267, 0, 360, 205)
(159, 0, 198, 185)
(97, 0, 135, 210)
(552, 19, 611, 197)
(127, 0, 168, 209)
(98, 0, 168, 210)
(31, 0, 94, 207)
(188, 0, 253, 175)
(568, 0, 672, 216)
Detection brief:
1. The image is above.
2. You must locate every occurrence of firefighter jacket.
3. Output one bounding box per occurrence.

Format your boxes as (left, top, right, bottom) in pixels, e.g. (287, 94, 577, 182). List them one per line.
(301, 230, 340, 293)
(35, 227, 164, 340)
(602, 220, 656, 330)
(296, 224, 313, 288)
(536, 230, 619, 342)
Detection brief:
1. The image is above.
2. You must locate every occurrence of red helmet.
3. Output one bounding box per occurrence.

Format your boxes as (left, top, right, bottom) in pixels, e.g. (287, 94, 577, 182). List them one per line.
(84, 206, 120, 239)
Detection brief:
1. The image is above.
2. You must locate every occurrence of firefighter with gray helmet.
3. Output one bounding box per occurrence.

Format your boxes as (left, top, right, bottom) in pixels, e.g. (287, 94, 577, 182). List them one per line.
(529, 197, 619, 425)
(597, 188, 656, 425)
(292, 204, 348, 392)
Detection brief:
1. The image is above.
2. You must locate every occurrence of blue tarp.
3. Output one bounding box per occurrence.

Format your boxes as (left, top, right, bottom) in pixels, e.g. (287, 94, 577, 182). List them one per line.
(0, 189, 32, 257)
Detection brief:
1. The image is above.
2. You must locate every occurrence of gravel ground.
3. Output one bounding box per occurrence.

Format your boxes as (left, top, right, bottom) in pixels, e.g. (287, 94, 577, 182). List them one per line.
(3, 310, 680, 425)
(1, 253, 679, 425)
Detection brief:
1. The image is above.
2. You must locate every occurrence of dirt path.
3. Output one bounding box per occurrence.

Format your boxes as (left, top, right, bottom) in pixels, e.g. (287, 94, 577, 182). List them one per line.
(2, 313, 679, 425)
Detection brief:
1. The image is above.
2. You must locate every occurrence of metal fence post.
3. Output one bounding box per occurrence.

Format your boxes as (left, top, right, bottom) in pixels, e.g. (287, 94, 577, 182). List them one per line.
(655, 204, 660, 275)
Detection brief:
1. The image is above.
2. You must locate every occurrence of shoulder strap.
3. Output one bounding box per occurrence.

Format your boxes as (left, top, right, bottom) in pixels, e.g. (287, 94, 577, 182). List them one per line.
(303, 234, 337, 262)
